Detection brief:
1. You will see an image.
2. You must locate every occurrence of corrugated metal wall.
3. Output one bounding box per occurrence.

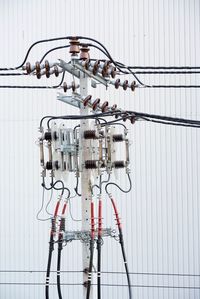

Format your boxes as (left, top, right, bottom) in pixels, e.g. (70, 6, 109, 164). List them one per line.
(0, 0, 200, 298)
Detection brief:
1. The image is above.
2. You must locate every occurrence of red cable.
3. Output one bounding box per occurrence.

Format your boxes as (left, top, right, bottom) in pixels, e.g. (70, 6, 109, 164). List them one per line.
(110, 197, 121, 229)
(91, 201, 95, 239)
(98, 199, 102, 237)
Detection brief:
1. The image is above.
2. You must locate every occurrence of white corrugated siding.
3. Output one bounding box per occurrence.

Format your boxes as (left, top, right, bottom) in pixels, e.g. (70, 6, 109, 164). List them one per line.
(0, 0, 200, 298)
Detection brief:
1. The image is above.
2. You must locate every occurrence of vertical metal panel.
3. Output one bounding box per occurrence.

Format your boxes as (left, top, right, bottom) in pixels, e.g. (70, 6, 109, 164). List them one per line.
(0, 0, 199, 298)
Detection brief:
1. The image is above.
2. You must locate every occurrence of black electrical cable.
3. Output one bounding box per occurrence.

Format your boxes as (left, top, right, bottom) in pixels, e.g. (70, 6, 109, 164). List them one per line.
(45, 232, 54, 299)
(105, 172, 132, 194)
(57, 238, 63, 299)
(0, 70, 66, 89)
(97, 176, 102, 299)
(109, 196, 132, 299)
(0, 36, 74, 70)
(86, 239, 95, 299)
(39, 45, 70, 63)
(97, 238, 102, 299)
(118, 227, 132, 299)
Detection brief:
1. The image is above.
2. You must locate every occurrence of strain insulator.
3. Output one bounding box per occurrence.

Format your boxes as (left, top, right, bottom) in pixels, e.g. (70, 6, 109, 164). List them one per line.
(115, 79, 120, 89)
(113, 161, 125, 168)
(63, 82, 67, 92)
(35, 61, 40, 73)
(83, 95, 92, 107)
(54, 66, 59, 77)
(84, 59, 90, 70)
(102, 61, 110, 76)
(69, 38, 80, 55)
(111, 104, 117, 111)
(45, 70, 50, 78)
(85, 160, 98, 169)
(130, 115, 136, 124)
(92, 60, 100, 75)
(113, 134, 124, 142)
(45, 60, 50, 78)
(111, 67, 117, 78)
(80, 45, 90, 60)
(84, 130, 97, 139)
(92, 98, 100, 111)
(45, 60, 50, 72)
(101, 101, 109, 112)
(46, 161, 53, 170)
(123, 80, 129, 90)
(35, 61, 41, 78)
(25, 62, 31, 74)
(131, 80, 136, 91)
(72, 81, 76, 92)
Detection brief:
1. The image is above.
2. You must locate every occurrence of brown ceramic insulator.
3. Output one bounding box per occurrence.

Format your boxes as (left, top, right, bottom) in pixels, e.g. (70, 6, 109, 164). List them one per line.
(44, 60, 50, 72)
(92, 98, 100, 111)
(131, 80, 136, 91)
(111, 104, 117, 111)
(54, 66, 59, 77)
(80, 45, 90, 60)
(45, 70, 50, 78)
(35, 61, 41, 74)
(130, 115, 136, 124)
(101, 68, 107, 78)
(111, 67, 117, 78)
(63, 82, 67, 92)
(102, 61, 110, 73)
(69, 38, 80, 54)
(25, 62, 31, 74)
(83, 95, 92, 107)
(71, 81, 76, 92)
(101, 101, 109, 112)
(36, 72, 41, 79)
(92, 60, 99, 75)
(84, 59, 90, 70)
(123, 80, 129, 90)
(114, 79, 120, 89)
